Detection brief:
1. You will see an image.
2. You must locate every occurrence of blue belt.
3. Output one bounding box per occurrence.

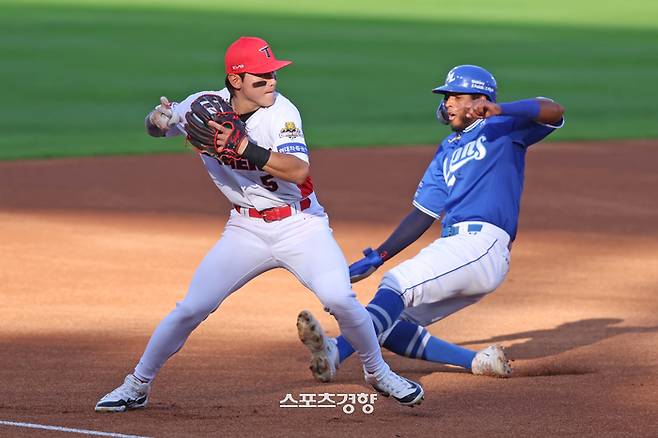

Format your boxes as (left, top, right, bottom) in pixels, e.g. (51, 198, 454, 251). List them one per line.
(441, 224, 483, 238)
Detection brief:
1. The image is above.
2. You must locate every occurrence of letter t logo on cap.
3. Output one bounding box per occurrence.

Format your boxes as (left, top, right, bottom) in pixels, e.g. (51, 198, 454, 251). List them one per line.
(259, 46, 272, 58)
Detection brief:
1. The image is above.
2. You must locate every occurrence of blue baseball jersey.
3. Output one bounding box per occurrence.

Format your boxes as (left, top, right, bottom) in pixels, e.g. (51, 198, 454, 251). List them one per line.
(413, 115, 564, 241)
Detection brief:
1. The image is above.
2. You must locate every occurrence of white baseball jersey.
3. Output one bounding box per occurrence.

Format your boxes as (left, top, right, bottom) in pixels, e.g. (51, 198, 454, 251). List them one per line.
(167, 89, 316, 211)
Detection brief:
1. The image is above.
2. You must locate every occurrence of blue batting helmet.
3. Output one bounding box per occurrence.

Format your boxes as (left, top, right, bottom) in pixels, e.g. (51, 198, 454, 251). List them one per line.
(432, 65, 497, 102)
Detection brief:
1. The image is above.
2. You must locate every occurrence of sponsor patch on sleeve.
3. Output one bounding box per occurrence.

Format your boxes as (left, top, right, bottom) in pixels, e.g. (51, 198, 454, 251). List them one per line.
(277, 142, 308, 155)
(279, 121, 303, 139)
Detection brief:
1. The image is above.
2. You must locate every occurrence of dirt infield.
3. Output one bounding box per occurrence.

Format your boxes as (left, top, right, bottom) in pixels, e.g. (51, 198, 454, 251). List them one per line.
(1, 141, 657, 437)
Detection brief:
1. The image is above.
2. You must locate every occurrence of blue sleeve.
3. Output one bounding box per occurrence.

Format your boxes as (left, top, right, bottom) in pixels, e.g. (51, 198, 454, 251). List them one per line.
(510, 116, 564, 147)
(412, 149, 448, 218)
(376, 207, 436, 261)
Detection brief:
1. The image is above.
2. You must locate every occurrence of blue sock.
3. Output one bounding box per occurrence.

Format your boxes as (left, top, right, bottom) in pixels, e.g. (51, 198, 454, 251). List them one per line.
(382, 320, 476, 369)
(335, 288, 405, 364)
(336, 336, 354, 363)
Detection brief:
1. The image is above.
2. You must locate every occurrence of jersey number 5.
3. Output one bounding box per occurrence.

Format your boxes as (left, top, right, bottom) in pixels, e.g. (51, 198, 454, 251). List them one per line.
(260, 175, 279, 192)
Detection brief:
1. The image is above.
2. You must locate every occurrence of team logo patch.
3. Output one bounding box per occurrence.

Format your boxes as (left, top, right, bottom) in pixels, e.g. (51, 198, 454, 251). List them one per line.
(279, 121, 303, 139)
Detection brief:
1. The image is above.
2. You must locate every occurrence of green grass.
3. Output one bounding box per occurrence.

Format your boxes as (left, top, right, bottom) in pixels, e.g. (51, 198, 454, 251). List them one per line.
(1, 0, 657, 159)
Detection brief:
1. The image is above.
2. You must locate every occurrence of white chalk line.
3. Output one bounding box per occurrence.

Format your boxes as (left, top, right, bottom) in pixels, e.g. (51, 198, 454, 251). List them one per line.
(0, 420, 152, 438)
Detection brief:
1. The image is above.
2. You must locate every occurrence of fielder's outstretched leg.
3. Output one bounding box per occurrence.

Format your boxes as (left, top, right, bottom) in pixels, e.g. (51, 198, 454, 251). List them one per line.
(96, 216, 277, 412)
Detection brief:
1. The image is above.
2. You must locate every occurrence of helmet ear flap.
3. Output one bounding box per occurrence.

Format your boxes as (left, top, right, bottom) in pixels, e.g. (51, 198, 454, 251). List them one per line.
(436, 100, 449, 125)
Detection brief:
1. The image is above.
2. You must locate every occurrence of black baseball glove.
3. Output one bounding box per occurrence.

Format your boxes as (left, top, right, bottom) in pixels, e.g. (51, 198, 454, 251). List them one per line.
(184, 94, 247, 159)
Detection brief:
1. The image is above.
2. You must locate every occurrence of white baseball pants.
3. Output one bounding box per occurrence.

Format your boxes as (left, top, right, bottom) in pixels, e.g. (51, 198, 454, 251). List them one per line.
(134, 208, 387, 381)
(380, 221, 511, 327)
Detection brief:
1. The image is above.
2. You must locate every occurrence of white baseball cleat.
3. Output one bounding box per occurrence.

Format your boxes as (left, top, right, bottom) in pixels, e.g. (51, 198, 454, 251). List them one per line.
(296, 310, 339, 383)
(471, 345, 512, 378)
(95, 374, 151, 412)
(365, 368, 424, 407)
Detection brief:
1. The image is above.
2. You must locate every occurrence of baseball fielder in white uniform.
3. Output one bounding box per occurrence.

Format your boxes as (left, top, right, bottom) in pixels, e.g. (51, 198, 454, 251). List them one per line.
(95, 36, 423, 412)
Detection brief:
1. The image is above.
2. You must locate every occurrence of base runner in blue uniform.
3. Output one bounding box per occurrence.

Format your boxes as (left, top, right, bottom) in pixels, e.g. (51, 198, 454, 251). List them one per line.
(297, 65, 565, 382)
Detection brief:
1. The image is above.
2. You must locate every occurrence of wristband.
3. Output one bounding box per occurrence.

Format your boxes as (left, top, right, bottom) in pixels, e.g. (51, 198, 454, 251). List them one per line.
(242, 141, 271, 169)
(499, 99, 540, 120)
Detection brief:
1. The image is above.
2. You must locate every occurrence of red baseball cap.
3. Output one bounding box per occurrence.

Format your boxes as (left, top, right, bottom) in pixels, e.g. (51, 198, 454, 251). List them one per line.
(224, 36, 292, 75)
